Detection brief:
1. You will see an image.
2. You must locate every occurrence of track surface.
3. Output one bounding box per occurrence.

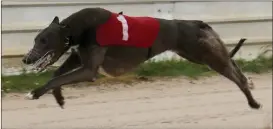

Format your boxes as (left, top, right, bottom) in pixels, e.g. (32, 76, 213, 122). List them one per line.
(2, 73, 272, 129)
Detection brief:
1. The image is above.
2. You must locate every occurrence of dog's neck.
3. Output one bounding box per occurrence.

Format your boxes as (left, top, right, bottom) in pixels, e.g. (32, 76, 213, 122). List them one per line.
(60, 8, 112, 46)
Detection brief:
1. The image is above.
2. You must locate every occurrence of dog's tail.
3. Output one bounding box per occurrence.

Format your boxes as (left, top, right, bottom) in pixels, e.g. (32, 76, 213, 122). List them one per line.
(229, 38, 246, 58)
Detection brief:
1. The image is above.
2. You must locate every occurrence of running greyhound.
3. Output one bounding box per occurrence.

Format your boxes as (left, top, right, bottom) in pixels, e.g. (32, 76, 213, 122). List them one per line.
(22, 8, 261, 109)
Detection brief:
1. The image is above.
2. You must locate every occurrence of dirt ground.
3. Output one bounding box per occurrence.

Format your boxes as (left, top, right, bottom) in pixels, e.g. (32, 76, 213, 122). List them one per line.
(2, 73, 272, 129)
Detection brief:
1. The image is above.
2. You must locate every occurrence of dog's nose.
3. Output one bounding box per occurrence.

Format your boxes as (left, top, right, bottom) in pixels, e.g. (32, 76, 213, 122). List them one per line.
(22, 57, 32, 64)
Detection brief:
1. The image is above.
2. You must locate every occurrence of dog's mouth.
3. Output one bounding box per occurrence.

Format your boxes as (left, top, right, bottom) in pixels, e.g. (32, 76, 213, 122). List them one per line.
(32, 51, 54, 72)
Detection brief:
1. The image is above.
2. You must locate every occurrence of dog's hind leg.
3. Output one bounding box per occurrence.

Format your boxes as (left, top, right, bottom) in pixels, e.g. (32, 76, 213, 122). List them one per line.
(200, 38, 261, 109)
(228, 39, 255, 89)
(177, 51, 203, 65)
(207, 59, 260, 109)
(51, 49, 81, 108)
(230, 59, 255, 90)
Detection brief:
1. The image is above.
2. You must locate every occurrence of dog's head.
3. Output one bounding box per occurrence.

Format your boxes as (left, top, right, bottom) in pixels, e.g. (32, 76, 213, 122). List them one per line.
(22, 16, 70, 72)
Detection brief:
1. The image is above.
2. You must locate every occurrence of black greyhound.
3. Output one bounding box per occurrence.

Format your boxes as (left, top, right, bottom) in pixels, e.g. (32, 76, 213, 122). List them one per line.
(22, 8, 261, 109)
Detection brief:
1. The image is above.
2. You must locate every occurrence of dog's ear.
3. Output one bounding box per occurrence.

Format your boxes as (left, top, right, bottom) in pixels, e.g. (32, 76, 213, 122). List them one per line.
(118, 11, 123, 15)
(52, 16, 59, 24)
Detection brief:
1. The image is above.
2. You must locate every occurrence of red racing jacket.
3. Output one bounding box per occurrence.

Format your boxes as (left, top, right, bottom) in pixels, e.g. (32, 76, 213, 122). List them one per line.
(96, 12, 160, 48)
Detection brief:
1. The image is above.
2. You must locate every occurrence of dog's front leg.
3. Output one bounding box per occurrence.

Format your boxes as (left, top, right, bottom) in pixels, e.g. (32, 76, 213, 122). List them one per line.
(26, 46, 107, 100)
(52, 48, 81, 108)
(26, 66, 93, 100)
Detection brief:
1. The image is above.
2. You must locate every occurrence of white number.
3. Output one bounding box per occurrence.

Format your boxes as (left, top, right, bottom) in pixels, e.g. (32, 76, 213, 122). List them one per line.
(117, 15, 129, 41)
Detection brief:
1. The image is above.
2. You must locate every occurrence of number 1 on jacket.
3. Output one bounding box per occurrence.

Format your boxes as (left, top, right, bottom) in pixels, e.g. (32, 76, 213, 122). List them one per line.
(117, 15, 129, 41)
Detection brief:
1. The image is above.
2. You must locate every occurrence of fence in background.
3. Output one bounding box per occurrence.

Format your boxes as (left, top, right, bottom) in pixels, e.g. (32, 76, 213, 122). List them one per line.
(1, 1, 272, 75)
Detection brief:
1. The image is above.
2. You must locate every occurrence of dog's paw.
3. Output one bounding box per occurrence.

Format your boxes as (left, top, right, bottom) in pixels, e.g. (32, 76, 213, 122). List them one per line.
(25, 92, 34, 100)
(25, 91, 39, 100)
(249, 101, 262, 109)
(56, 98, 65, 109)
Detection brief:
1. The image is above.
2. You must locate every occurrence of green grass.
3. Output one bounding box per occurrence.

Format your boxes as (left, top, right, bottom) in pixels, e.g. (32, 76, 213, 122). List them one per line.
(236, 56, 272, 73)
(135, 59, 212, 78)
(2, 55, 272, 93)
(2, 71, 54, 92)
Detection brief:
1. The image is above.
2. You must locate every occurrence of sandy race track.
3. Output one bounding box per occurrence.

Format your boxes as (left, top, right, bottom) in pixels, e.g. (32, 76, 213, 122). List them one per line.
(2, 73, 272, 129)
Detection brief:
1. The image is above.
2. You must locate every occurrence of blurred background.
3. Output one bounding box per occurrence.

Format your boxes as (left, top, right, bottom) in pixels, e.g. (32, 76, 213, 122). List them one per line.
(1, 1, 272, 76)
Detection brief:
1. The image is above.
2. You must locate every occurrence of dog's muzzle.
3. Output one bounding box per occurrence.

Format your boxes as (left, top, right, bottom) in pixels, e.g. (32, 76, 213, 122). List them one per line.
(32, 51, 54, 72)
